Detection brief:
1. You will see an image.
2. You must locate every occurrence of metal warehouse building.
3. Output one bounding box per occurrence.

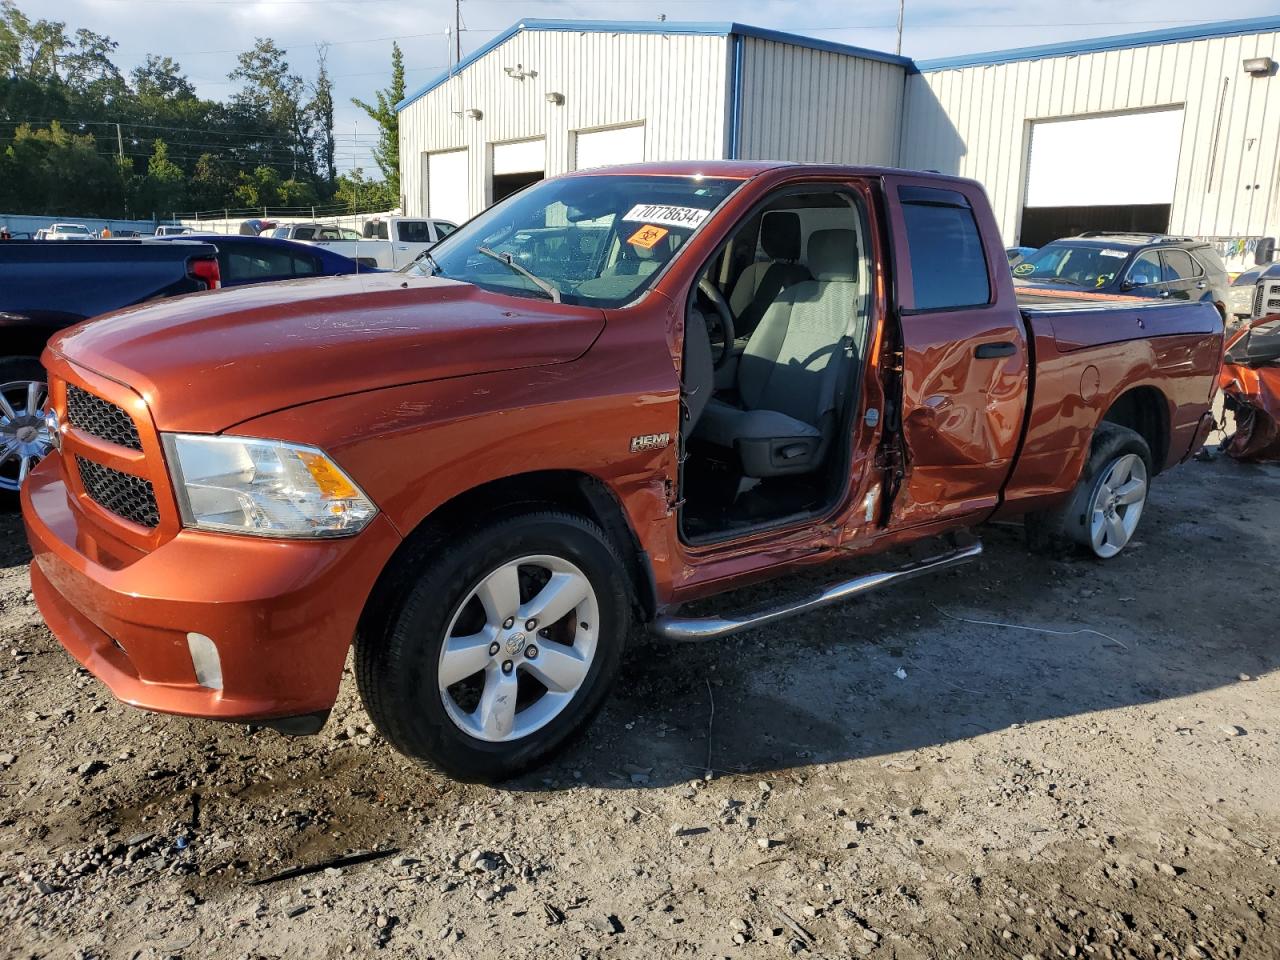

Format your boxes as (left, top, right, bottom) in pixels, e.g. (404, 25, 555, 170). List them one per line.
(397, 15, 1279, 264)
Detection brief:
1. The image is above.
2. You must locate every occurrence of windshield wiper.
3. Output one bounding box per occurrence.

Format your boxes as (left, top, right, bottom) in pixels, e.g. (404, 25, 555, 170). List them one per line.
(1032, 276, 1084, 286)
(402, 248, 442, 274)
(476, 245, 561, 303)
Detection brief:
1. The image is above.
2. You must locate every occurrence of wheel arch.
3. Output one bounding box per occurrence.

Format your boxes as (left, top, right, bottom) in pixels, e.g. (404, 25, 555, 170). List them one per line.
(1100, 385, 1169, 473)
(357, 470, 657, 646)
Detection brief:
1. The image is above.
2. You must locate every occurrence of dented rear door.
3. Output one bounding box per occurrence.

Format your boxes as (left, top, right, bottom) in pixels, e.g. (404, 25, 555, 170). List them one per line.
(883, 177, 1029, 527)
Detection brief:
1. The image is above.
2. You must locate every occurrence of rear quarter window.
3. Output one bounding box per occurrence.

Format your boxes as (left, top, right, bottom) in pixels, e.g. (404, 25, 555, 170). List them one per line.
(898, 186, 991, 311)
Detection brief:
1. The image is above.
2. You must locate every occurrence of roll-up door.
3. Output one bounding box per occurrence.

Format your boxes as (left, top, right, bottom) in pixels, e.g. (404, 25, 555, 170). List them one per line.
(574, 124, 645, 170)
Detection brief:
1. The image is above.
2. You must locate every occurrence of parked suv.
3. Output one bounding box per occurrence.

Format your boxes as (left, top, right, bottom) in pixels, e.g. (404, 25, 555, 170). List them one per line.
(1012, 232, 1230, 317)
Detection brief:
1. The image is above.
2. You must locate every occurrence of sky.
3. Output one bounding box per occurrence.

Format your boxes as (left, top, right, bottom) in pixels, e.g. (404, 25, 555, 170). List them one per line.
(39, 0, 1280, 175)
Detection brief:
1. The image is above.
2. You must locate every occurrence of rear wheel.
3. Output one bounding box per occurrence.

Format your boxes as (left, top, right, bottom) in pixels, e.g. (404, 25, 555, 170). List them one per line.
(0, 358, 53, 510)
(356, 510, 630, 782)
(1026, 422, 1152, 559)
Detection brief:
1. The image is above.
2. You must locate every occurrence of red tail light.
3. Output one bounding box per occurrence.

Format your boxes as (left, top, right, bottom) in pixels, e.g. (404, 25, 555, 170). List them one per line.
(189, 256, 221, 291)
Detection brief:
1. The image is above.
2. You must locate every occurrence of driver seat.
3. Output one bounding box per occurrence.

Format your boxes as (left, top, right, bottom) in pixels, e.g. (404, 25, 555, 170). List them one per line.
(695, 229, 861, 478)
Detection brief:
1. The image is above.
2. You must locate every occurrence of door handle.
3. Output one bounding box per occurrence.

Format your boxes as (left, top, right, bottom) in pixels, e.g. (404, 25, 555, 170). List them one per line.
(974, 341, 1017, 359)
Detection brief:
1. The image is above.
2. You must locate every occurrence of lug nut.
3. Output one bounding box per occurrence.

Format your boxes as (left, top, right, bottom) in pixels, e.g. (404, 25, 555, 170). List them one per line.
(525, 619, 538, 631)
(488, 642, 500, 656)
(501, 660, 514, 675)
(503, 617, 515, 629)
(525, 645, 538, 659)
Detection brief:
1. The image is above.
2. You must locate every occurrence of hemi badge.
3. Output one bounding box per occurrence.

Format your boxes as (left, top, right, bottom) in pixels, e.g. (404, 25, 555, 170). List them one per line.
(630, 432, 671, 453)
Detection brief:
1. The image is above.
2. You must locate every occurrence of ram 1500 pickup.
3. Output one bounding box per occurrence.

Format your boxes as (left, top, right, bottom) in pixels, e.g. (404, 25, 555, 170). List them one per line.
(22, 162, 1223, 781)
(0, 239, 220, 504)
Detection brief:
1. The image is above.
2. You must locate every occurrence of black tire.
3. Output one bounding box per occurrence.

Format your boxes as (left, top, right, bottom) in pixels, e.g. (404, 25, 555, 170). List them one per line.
(1025, 422, 1153, 559)
(0, 356, 50, 512)
(356, 509, 631, 782)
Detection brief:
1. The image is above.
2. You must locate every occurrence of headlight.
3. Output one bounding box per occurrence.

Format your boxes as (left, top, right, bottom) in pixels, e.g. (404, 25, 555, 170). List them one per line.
(162, 434, 376, 538)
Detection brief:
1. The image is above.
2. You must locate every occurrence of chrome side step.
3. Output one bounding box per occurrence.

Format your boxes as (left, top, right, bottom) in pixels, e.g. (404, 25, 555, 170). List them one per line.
(651, 540, 983, 642)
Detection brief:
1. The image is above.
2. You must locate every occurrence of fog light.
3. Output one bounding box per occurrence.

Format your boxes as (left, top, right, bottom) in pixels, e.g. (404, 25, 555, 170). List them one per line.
(186, 632, 223, 690)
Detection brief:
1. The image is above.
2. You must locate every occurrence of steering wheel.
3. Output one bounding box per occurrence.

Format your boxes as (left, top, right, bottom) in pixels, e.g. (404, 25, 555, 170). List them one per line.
(697, 277, 736, 370)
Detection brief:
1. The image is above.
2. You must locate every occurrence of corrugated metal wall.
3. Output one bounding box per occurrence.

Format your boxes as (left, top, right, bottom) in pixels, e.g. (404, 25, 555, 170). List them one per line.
(738, 38, 905, 165)
(398, 29, 730, 219)
(902, 28, 1280, 245)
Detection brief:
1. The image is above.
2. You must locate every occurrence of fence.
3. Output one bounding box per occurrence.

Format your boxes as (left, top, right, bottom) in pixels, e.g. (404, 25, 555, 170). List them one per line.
(0, 213, 159, 237)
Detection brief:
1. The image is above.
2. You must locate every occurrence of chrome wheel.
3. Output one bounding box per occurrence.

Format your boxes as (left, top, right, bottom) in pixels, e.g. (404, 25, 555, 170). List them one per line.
(0, 380, 53, 493)
(1088, 453, 1147, 558)
(438, 554, 599, 743)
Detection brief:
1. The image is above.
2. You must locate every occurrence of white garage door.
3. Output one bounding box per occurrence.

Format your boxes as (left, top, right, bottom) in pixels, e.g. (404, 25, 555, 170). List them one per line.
(574, 124, 645, 171)
(1024, 108, 1184, 208)
(492, 138, 545, 176)
(426, 149, 469, 226)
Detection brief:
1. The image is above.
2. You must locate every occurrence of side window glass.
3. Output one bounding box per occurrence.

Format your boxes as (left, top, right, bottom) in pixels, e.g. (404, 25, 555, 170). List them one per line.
(434, 222, 457, 238)
(1162, 249, 1196, 282)
(397, 221, 432, 243)
(897, 186, 990, 311)
(292, 254, 320, 276)
(294, 226, 315, 240)
(1127, 251, 1162, 287)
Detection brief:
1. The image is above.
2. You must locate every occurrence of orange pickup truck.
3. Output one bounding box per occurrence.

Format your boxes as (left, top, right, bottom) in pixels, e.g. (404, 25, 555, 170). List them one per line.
(22, 162, 1222, 781)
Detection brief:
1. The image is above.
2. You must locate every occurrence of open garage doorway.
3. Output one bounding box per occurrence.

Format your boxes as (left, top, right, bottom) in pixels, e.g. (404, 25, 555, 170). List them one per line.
(1019, 108, 1183, 248)
(491, 138, 545, 204)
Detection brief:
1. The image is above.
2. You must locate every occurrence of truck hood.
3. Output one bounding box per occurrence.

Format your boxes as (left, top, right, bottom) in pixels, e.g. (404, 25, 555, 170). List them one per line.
(49, 273, 606, 432)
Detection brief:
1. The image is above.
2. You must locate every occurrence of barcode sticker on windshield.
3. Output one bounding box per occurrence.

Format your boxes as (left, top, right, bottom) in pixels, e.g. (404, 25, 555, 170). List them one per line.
(622, 204, 710, 229)
(1101, 249, 1128, 258)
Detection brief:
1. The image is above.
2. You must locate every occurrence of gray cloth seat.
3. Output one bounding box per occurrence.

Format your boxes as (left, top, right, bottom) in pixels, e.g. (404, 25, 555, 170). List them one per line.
(696, 228, 862, 478)
(728, 211, 811, 335)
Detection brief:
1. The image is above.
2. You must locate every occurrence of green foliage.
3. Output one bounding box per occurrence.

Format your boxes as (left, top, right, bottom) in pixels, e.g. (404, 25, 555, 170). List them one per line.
(351, 41, 403, 184)
(0, 1, 401, 217)
(334, 167, 396, 213)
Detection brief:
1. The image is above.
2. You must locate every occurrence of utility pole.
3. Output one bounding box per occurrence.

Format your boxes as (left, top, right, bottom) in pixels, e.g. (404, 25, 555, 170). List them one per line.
(116, 122, 124, 162)
(455, 0, 462, 65)
(895, 0, 905, 55)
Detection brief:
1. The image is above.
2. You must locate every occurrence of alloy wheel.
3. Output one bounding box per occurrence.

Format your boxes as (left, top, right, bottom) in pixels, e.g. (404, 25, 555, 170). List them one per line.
(437, 554, 599, 743)
(0, 380, 53, 493)
(1088, 453, 1147, 558)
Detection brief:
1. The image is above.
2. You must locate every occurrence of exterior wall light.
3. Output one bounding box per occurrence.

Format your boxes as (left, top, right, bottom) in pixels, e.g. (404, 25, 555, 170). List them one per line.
(545, 92, 565, 105)
(1243, 57, 1277, 76)
(466, 108, 483, 120)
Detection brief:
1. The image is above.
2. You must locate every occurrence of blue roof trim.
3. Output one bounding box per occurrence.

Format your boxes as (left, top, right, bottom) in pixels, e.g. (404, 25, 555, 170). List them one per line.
(395, 18, 912, 112)
(916, 15, 1280, 71)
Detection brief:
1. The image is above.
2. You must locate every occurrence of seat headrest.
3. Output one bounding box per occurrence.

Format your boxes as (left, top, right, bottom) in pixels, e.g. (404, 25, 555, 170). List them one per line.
(808, 229, 858, 281)
(760, 211, 802, 261)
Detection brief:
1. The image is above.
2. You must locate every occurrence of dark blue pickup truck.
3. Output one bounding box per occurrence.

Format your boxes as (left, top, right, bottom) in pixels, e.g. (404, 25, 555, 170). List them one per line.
(0, 239, 221, 502)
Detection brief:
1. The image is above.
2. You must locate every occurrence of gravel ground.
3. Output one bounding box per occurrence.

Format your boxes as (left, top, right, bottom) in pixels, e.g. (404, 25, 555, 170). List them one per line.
(1, 455, 1278, 960)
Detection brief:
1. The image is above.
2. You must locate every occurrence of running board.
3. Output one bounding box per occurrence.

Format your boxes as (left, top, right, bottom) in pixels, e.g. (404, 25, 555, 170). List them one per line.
(651, 540, 983, 642)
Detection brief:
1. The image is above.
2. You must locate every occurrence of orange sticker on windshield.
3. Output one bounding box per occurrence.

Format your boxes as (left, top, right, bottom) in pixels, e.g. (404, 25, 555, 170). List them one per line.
(628, 224, 669, 249)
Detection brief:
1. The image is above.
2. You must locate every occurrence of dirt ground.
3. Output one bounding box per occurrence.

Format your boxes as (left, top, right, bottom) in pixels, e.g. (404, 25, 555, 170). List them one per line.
(1, 454, 1278, 960)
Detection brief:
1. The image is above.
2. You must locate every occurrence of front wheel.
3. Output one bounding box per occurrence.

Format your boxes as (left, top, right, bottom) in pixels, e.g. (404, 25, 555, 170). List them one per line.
(356, 510, 631, 782)
(0, 358, 53, 510)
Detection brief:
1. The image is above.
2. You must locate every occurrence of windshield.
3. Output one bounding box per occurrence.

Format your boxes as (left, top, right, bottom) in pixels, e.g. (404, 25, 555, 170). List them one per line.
(1012, 243, 1131, 288)
(404, 174, 741, 306)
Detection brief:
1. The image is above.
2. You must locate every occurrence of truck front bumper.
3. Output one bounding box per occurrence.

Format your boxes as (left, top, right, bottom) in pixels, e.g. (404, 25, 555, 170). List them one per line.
(21, 457, 401, 728)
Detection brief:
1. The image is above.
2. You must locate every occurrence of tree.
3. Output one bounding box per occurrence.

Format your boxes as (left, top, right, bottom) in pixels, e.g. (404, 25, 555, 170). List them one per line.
(135, 138, 184, 215)
(130, 55, 196, 100)
(334, 167, 396, 213)
(310, 44, 336, 187)
(351, 41, 403, 185)
(1, 120, 120, 215)
(229, 38, 315, 180)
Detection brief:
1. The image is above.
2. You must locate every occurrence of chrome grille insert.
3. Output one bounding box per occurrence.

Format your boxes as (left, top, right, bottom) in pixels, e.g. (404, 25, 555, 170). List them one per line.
(66, 385, 141, 450)
(76, 457, 160, 528)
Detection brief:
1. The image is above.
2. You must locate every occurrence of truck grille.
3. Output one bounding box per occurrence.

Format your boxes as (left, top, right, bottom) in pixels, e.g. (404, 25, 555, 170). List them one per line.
(76, 457, 160, 528)
(66, 385, 142, 450)
(1264, 281, 1280, 317)
(1255, 282, 1266, 319)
